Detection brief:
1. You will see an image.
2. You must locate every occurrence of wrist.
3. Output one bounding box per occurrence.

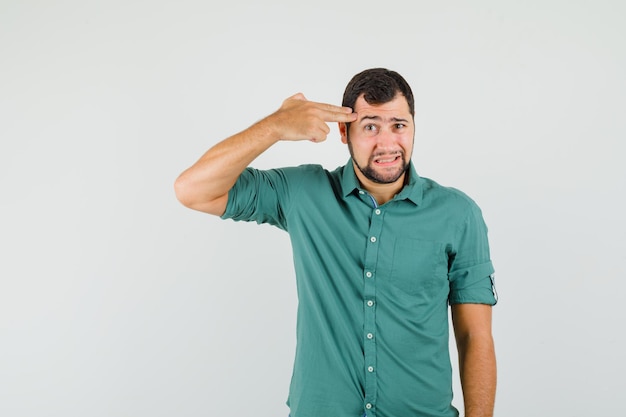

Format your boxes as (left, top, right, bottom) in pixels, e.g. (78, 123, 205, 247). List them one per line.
(256, 113, 285, 144)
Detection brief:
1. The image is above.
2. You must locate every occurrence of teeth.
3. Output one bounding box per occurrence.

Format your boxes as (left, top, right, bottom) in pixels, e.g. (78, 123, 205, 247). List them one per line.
(375, 156, 398, 163)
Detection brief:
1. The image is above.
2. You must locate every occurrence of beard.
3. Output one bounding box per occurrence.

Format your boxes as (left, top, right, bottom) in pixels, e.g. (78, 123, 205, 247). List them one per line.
(348, 140, 410, 184)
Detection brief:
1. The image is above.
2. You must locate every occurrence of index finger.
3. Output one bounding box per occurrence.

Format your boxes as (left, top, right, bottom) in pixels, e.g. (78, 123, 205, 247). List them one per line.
(312, 102, 357, 122)
(314, 101, 354, 114)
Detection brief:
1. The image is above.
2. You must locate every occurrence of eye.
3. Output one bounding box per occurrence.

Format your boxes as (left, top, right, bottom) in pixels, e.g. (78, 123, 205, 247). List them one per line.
(364, 124, 378, 133)
(394, 123, 406, 130)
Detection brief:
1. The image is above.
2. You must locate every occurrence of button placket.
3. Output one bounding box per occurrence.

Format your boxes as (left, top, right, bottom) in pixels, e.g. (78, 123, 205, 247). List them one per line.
(362, 204, 384, 417)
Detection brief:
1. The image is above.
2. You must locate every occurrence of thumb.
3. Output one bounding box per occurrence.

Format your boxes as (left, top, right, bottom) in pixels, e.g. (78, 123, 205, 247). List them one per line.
(290, 92, 307, 101)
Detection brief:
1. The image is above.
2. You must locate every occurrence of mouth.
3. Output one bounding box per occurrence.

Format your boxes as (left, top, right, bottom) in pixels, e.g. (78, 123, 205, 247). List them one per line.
(372, 153, 402, 166)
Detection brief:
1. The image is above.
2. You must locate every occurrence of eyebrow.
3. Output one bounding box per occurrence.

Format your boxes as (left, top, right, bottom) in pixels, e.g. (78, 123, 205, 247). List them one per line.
(359, 115, 410, 124)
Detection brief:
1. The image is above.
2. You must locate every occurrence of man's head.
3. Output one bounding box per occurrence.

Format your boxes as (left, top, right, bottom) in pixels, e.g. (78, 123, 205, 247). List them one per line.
(339, 68, 415, 189)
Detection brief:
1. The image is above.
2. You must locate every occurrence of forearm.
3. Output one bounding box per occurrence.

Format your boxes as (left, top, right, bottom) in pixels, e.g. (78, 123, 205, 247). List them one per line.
(174, 116, 280, 213)
(457, 333, 497, 417)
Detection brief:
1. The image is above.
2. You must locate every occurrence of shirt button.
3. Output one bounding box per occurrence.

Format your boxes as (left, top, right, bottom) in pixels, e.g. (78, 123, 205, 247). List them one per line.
(367, 300, 374, 307)
(375, 209, 381, 215)
(365, 403, 372, 410)
(368, 366, 374, 372)
(359, 190, 365, 195)
(365, 271, 372, 278)
(370, 236, 377, 243)
(367, 333, 374, 339)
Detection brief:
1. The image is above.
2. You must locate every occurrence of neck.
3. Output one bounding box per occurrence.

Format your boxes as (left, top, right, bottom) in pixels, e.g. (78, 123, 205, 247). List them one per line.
(353, 163, 406, 205)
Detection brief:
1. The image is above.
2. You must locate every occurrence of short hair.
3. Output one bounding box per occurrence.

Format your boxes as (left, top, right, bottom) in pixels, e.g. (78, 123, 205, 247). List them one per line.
(342, 68, 415, 117)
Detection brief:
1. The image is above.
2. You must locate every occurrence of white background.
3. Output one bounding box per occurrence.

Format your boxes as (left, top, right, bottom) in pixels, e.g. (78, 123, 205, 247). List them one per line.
(1, 0, 624, 416)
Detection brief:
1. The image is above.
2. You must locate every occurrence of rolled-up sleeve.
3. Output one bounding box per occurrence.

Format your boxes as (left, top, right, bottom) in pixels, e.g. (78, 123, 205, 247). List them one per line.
(221, 166, 314, 230)
(221, 167, 293, 230)
(448, 202, 497, 305)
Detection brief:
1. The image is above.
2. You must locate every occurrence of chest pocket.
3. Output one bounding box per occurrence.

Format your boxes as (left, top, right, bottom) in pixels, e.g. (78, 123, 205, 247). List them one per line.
(390, 238, 448, 296)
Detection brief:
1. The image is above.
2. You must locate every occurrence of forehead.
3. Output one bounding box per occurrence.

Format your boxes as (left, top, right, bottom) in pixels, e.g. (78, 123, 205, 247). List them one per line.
(353, 93, 412, 119)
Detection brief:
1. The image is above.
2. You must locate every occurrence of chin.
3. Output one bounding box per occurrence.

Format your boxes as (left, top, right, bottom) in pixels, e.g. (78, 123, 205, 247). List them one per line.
(365, 166, 407, 184)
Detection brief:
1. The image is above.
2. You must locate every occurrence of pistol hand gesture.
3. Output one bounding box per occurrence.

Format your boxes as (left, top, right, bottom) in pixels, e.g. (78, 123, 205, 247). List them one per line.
(270, 93, 357, 143)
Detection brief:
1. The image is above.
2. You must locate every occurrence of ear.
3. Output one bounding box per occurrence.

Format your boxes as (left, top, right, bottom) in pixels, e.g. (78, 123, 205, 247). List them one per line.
(339, 122, 348, 144)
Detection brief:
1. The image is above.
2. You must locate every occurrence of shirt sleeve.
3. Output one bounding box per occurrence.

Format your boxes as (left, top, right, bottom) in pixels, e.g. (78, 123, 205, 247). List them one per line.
(220, 167, 297, 230)
(448, 201, 497, 305)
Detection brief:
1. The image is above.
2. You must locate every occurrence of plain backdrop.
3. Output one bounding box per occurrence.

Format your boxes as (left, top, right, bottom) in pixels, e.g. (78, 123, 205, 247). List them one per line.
(1, 0, 625, 416)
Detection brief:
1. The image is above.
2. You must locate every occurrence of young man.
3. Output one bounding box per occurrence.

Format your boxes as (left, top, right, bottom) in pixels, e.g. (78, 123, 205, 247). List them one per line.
(175, 68, 497, 417)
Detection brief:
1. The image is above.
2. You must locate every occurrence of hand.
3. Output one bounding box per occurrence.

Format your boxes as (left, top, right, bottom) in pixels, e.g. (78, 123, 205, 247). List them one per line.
(268, 93, 357, 143)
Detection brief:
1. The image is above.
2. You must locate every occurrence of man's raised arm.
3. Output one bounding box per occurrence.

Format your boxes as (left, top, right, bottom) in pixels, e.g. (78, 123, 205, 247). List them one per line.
(174, 93, 357, 216)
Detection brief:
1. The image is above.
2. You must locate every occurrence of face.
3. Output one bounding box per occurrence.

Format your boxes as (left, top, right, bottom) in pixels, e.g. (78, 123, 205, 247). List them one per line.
(340, 93, 414, 187)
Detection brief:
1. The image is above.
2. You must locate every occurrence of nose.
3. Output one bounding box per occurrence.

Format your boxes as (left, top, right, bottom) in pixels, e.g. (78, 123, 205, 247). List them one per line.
(375, 128, 396, 150)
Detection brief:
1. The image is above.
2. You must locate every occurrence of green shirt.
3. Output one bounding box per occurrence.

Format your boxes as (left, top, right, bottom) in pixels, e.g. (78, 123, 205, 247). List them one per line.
(222, 160, 496, 417)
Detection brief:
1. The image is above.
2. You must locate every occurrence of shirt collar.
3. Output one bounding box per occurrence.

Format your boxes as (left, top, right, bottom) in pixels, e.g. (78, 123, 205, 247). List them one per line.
(340, 158, 423, 206)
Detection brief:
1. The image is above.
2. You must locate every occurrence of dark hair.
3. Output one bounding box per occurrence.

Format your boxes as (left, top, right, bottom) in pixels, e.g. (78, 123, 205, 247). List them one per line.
(342, 68, 415, 117)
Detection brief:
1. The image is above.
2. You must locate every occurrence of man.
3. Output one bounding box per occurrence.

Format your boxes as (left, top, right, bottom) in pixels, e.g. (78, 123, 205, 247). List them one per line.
(175, 68, 497, 417)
